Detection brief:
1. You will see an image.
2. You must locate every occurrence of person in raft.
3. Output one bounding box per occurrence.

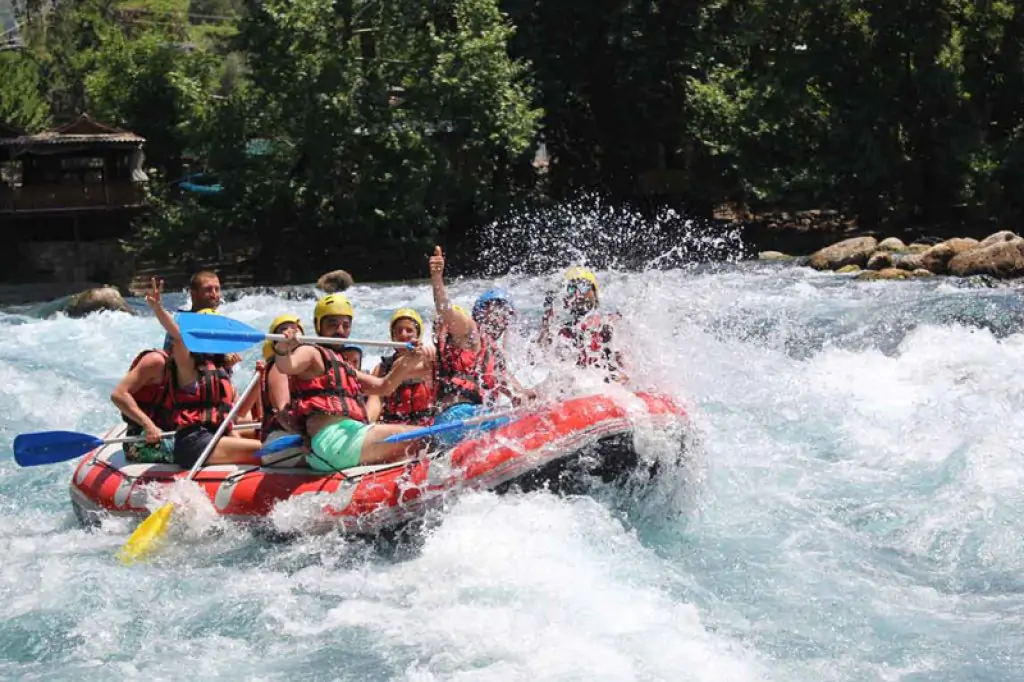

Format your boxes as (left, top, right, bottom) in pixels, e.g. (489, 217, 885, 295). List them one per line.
(146, 278, 263, 467)
(110, 269, 236, 463)
(471, 289, 537, 404)
(270, 295, 429, 472)
(537, 266, 629, 383)
(257, 300, 357, 433)
(429, 247, 533, 446)
(366, 307, 437, 426)
(258, 313, 304, 440)
(340, 344, 365, 371)
(110, 337, 176, 463)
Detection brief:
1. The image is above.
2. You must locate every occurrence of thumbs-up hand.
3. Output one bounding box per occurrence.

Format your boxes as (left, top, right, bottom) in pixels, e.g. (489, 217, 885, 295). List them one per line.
(429, 246, 445, 280)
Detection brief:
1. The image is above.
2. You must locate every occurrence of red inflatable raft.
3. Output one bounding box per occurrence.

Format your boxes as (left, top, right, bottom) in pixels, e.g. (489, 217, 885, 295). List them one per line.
(69, 391, 690, 536)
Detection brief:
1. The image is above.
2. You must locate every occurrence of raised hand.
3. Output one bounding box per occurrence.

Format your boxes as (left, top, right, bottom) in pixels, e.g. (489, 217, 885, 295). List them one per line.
(429, 246, 445, 280)
(144, 277, 164, 310)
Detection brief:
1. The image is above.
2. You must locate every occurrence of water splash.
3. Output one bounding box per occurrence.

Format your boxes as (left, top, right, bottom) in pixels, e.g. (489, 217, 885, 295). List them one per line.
(475, 194, 746, 277)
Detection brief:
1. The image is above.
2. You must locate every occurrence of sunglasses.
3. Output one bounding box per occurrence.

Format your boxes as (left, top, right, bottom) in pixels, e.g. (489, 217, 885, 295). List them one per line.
(566, 279, 595, 296)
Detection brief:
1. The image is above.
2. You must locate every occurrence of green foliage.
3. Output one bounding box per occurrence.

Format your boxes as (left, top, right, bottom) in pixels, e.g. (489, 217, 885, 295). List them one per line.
(0, 52, 50, 132)
(7, 0, 1024, 278)
(84, 27, 221, 171)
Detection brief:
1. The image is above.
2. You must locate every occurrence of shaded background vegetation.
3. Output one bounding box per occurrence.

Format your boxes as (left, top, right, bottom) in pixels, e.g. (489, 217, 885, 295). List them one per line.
(3, 0, 1024, 279)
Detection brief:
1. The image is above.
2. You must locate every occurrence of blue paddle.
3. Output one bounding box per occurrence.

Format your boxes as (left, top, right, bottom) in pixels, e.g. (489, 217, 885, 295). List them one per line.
(255, 434, 305, 459)
(176, 313, 414, 356)
(13, 422, 259, 467)
(255, 410, 519, 458)
(382, 410, 518, 444)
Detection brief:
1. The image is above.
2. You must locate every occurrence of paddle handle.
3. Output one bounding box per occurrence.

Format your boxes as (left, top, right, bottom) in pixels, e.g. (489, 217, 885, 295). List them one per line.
(105, 422, 259, 447)
(184, 372, 262, 481)
(265, 333, 412, 350)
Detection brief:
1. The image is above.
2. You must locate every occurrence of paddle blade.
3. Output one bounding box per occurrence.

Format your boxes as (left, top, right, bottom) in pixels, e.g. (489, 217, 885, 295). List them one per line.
(256, 434, 305, 459)
(177, 313, 263, 355)
(13, 431, 104, 467)
(382, 416, 511, 444)
(118, 503, 174, 564)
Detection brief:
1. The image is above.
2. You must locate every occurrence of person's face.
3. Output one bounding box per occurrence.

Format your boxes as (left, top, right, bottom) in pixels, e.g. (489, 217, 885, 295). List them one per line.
(191, 276, 222, 310)
(563, 279, 597, 314)
(319, 315, 352, 338)
(479, 301, 513, 338)
(274, 321, 300, 335)
(391, 318, 420, 343)
(341, 349, 362, 370)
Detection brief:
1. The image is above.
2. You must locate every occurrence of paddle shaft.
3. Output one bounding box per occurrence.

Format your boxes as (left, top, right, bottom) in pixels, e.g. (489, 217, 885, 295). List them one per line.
(104, 422, 259, 447)
(183, 372, 261, 481)
(442, 408, 519, 430)
(264, 333, 410, 349)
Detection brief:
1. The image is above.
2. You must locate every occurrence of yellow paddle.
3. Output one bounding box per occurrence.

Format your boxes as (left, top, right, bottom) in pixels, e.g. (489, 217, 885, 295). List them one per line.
(118, 371, 262, 564)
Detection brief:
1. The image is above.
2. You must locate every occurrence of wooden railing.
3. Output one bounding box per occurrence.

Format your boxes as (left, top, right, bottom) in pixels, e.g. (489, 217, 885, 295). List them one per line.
(0, 182, 146, 213)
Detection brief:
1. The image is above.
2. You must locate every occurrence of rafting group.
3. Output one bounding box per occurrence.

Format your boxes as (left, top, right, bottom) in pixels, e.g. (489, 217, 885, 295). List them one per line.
(110, 247, 628, 476)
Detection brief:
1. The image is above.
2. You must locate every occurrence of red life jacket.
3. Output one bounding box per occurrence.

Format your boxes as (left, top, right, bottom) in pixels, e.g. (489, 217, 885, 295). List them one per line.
(123, 349, 175, 432)
(559, 312, 615, 368)
(289, 345, 368, 428)
(436, 332, 498, 407)
(172, 357, 235, 430)
(378, 353, 435, 426)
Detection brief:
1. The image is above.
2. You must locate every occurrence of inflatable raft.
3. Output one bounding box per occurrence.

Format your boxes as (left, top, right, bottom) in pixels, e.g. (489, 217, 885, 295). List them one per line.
(69, 392, 690, 536)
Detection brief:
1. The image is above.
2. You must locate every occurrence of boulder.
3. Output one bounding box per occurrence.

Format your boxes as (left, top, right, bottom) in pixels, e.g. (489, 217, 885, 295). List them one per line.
(758, 251, 795, 262)
(866, 251, 895, 270)
(876, 237, 906, 252)
(906, 244, 931, 255)
(947, 239, 1024, 278)
(809, 237, 878, 271)
(911, 269, 935, 278)
(316, 270, 355, 293)
(919, 238, 980, 274)
(64, 286, 132, 318)
(893, 253, 925, 271)
(836, 264, 861, 274)
(979, 230, 1019, 248)
(856, 268, 910, 281)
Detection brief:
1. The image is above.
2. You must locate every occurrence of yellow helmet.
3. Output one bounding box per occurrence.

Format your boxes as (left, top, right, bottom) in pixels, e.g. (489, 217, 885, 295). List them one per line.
(564, 266, 598, 289)
(313, 294, 354, 334)
(262, 314, 305, 360)
(390, 307, 424, 337)
(451, 304, 469, 318)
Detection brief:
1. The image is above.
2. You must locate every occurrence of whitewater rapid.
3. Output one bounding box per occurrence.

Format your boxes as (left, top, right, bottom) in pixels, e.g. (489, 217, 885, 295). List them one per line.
(1, 259, 1023, 681)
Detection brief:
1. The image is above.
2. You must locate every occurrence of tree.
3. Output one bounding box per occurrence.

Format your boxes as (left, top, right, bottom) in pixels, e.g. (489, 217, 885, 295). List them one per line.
(0, 52, 50, 132)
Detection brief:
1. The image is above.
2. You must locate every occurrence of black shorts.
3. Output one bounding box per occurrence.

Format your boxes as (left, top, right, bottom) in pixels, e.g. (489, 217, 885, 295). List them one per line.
(173, 424, 216, 469)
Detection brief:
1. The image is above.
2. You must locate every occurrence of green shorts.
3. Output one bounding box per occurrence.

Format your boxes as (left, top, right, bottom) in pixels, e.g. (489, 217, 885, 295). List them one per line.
(124, 438, 175, 464)
(309, 419, 369, 472)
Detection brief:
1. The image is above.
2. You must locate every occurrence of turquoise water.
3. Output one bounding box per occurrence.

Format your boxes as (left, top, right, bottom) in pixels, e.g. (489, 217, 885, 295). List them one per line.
(2, 256, 1024, 680)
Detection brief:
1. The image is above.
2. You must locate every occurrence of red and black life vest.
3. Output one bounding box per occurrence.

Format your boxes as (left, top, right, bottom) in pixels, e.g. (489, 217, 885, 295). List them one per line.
(558, 312, 615, 368)
(172, 357, 235, 430)
(436, 332, 498, 407)
(289, 345, 368, 428)
(378, 353, 435, 426)
(123, 349, 175, 432)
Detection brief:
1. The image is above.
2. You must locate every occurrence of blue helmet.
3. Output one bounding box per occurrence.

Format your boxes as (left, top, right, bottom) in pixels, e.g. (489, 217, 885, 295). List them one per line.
(472, 288, 515, 322)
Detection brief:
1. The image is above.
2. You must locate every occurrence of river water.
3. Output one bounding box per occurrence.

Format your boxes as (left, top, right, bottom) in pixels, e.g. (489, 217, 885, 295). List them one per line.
(1, 215, 1023, 680)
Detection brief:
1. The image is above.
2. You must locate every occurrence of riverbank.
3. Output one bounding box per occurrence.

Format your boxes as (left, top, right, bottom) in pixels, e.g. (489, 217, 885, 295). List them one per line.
(0, 205, 1017, 309)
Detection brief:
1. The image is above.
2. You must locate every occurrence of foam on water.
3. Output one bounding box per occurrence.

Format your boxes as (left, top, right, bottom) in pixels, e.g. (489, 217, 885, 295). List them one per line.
(2, 210, 1024, 679)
